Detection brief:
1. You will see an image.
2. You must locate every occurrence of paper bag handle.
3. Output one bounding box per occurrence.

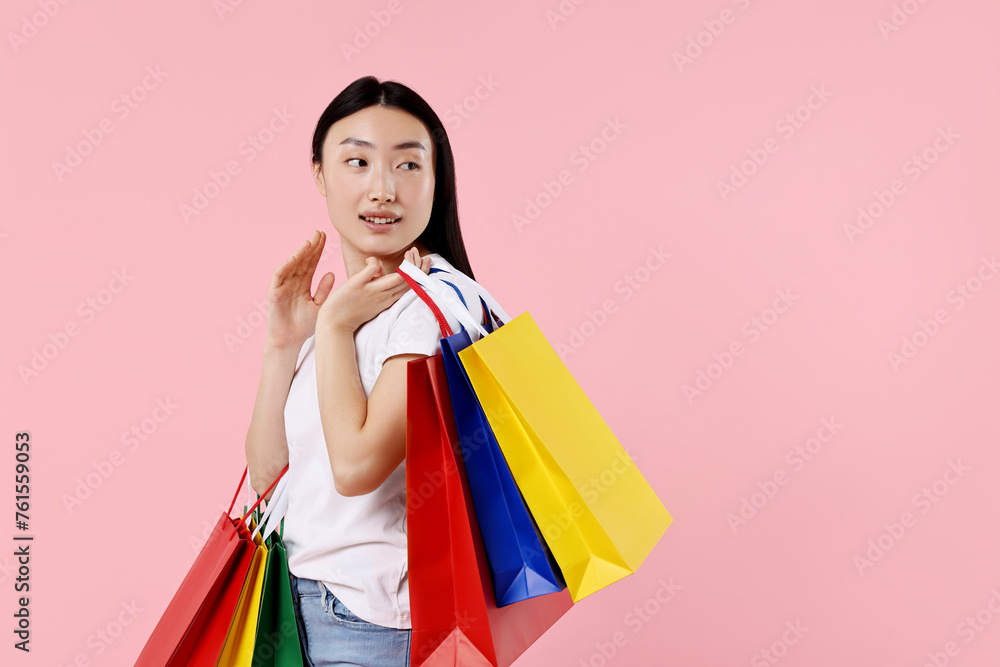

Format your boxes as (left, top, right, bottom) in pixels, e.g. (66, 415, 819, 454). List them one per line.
(229, 463, 288, 523)
(396, 260, 510, 339)
(396, 263, 454, 338)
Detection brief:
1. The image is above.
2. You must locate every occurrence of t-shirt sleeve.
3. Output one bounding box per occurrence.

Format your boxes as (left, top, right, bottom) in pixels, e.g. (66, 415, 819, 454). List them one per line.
(383, 292, 448, 361)
(383, 269, 494, 363)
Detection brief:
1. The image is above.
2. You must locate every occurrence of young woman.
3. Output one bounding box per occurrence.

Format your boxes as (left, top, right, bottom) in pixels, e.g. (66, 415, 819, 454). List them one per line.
(244, 76, 496, 666)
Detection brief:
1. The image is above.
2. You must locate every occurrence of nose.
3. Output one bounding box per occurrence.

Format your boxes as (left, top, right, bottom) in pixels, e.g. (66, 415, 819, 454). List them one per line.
(368, 164, 395, 202)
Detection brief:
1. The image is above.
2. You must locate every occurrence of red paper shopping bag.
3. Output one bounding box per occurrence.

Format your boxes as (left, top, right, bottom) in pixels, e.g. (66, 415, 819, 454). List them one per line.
(408, 354, 497, 666)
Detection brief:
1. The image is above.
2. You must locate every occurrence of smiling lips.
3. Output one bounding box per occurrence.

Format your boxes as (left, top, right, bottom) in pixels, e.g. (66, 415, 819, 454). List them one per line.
(360, 214, 400, 225)
(359, 212, 401, 232)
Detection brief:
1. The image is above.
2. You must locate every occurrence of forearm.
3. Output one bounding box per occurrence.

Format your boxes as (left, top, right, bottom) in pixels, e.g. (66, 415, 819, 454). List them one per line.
(245, 341, 300, 499)
(314, 322, 370, 493)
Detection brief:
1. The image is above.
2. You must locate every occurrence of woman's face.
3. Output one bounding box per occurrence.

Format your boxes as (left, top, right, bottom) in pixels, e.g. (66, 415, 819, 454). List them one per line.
(313, 105, 436, 263)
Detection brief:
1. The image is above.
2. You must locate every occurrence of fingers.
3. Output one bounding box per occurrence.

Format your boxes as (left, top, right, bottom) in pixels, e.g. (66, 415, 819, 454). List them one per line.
(274, 230, 323, 286)
(404, 246, 431, 273)
(291, 230, 318, 261)
(400, 246, 432, 275)
(360, 247, 432, 292)
(313, 272, 336, 306)
(303, 230, 326, 278)
(291, 230, 324, 279)
(364, 256, 384, 278)
(369, 271, 407, 292)
(384, 278, 413, 303)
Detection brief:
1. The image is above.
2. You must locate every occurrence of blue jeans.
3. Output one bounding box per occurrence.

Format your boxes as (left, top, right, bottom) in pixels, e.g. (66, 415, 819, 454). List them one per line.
(289, 572, 411, 667)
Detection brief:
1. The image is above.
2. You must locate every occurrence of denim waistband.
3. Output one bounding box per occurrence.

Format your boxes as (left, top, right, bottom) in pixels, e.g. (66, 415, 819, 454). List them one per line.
(289, 571, 326, 598)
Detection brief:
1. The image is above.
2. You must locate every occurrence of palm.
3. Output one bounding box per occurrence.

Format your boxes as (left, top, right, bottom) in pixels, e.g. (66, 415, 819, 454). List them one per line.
(267, 231, 334, 349)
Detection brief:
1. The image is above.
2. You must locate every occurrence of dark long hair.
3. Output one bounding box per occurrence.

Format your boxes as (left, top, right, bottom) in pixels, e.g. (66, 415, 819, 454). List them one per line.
(311, 76, 476, 281)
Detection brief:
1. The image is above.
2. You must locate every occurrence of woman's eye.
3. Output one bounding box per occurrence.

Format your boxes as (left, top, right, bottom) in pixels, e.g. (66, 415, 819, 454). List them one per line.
(347, 158, 366, 167)
(400, 162, 419, 170)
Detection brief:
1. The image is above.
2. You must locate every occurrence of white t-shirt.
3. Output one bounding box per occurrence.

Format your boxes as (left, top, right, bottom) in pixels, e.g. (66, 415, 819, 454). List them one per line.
(282, 252, 494, 629)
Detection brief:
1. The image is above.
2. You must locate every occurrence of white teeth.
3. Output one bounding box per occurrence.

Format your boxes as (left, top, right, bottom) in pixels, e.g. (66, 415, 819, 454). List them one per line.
(362, 216, 399, 224)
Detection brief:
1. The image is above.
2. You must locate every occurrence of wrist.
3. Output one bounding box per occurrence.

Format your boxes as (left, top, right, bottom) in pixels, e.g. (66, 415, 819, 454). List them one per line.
(263, 338, 303, 357)
(316, 317, 357, 337)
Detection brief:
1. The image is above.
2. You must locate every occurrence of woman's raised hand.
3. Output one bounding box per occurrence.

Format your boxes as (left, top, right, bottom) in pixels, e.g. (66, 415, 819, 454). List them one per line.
(316, 245, 432, 335)
(266, 230, 336, 350)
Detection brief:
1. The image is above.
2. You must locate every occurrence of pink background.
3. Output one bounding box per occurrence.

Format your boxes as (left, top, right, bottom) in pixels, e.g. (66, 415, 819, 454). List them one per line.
(3, 0, 999, 665)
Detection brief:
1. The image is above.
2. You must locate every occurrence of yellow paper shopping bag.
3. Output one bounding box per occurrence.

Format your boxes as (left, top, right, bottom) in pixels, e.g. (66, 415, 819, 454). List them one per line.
(217, 516, 269, 666)
(395, 260, 671, 604)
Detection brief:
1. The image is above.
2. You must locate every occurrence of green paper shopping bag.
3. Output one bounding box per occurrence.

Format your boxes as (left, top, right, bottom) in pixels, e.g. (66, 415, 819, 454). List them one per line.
(250, 470, 307, 667)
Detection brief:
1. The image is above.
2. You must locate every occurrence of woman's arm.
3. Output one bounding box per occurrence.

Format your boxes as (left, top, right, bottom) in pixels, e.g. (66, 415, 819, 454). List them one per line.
(245, 229, 336, 500)
(315, 321, 425, 496)
(244, 341, 301, 500)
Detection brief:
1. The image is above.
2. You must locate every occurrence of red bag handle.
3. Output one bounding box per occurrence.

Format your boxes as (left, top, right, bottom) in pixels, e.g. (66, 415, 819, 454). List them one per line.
(228, 463, 288, 522)
(397, 266, 453, 338)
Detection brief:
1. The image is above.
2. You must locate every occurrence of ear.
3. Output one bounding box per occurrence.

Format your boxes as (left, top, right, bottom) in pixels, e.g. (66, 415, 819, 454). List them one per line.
(312, 160, 327, 197)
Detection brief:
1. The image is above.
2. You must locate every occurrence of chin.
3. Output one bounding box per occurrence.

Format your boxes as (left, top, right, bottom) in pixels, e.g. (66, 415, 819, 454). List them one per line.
(355, 238, 416, 258)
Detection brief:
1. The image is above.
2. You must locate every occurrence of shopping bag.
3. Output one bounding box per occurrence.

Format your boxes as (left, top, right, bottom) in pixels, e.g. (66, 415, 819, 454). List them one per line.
(252, 523, 307, 666)
(447, 340, 575, 667)
(407, 353, 497, 666)
(217, 520, 268, 666)
(398, 260, 672, 603)
(250, 471, 307, 666)
(462, 419, 574, 667)
(426, 260, 564, 606)
(401, 269, 573, 667)
(134, 465, 286, 666)
(440, 328, 565, 606)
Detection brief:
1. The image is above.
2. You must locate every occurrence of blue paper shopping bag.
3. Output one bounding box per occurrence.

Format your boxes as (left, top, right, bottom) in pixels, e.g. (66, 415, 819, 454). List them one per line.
(441, 330, 565, 606)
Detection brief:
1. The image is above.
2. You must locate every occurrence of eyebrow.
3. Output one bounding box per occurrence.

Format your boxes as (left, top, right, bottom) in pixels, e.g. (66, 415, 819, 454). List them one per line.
(338, 137, 427, 152)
